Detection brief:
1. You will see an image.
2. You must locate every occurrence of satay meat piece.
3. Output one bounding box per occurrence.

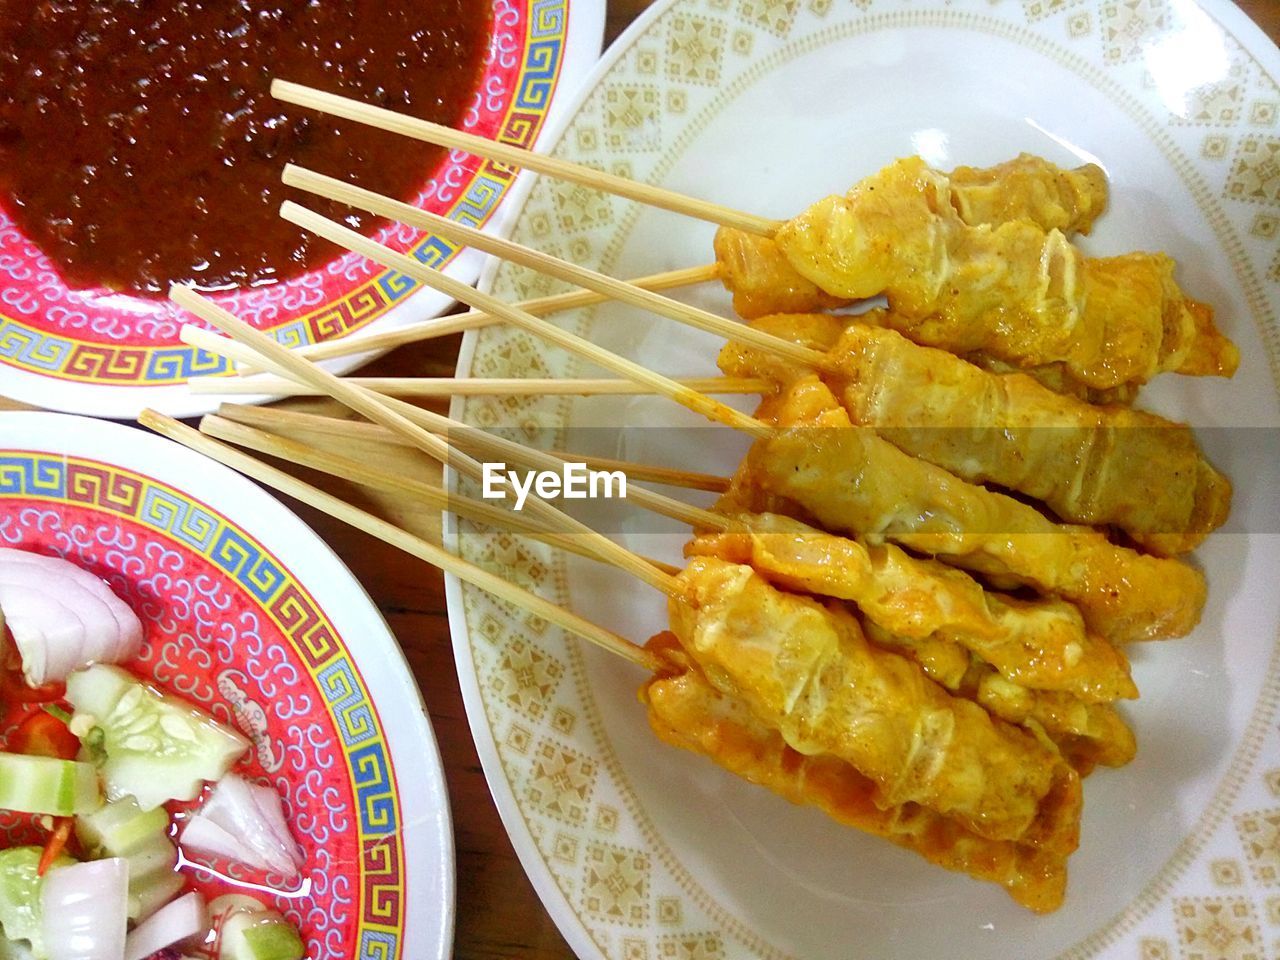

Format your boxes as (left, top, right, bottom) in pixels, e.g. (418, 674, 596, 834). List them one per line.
(718, 311, 1138, 407)
(686, 513, 1136, 702)
(825, 323, 1231, 555)
(670, 557, 1082, 851)
(970, 669, 1136, 774)
(947, 153, 1108, 235)
(772, 157, 1237, 388)
(641, 645, 1069, 912)
(744, 376, 1207, 643)
(713, 228, 850, 319)
(686, 522, 1136, 770)
(715, 153, 1108, 321)
(857, 622, 1137, 773)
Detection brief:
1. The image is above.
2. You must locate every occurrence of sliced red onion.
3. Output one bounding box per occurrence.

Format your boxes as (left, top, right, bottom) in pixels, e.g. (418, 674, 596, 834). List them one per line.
(123, 892, 206, 960)
(0, 550, 143, 686)
(180, 774, 303, 880)
(176, 817, 248, 866)
(0, 581, 84, 683)
(40, 857, 129, 960)
(1, 551, 143, 660)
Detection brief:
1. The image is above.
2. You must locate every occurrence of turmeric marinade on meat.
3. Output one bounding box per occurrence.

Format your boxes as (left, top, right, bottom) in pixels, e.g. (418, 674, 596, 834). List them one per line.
(634, 152, 1235, 912)
(714, 153, 1238, 392)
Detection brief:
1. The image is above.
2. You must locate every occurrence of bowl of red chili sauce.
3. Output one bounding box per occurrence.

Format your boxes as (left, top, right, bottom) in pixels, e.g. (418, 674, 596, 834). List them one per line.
(0, 0, 603, 416)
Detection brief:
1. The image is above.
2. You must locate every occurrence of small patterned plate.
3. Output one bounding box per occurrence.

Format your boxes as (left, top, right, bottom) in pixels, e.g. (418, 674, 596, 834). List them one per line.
(0, 0, 602, 419)
(446, 1, 1280, 958)
(0, 411, 452, 960)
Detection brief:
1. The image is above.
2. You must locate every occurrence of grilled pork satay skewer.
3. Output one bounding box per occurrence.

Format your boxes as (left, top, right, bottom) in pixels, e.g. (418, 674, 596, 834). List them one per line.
(287, 172, 1218, 552)
(722, 315, 1231, 555)
(670, 555, 1082, 851)
(288, 234, 1199, 641)
(731, 309, 1141, 406)
(640, 650, 1069, 912)
(283, 163, 1125, 412)
(772, 157, 1237, 388)
(722, 311, 1140, 406)
(218, 400, 1134, 768)
(272, 207, 1202, 643)
(150, 408, 1078, 900)
(685, 517, 1137, 772)
(685, 513, 1135, 704)
(274, 204, 773, 437)
(272, 86, 1231, 387)
(282, 166, 832, 373)
(738, 375, 1207, 643)
(151, 412, 1076, 912)
(272, 79, 782, 236)
(714, 153, 1109, 320)
(218, 391, 1134, 709)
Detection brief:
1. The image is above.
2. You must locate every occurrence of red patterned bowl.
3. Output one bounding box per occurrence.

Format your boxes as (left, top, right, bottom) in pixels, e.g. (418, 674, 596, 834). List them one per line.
(0, 412, 452, 960)
(0, 1, 603, 419)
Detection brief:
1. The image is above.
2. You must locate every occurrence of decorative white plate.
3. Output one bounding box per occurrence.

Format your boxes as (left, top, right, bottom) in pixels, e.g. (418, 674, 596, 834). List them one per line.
(0, 412, 454, 960)
(446, 1, 1280, 958)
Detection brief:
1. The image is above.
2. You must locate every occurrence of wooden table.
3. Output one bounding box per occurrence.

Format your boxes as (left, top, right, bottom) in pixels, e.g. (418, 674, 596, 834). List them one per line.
(2, 2, 1277, 958)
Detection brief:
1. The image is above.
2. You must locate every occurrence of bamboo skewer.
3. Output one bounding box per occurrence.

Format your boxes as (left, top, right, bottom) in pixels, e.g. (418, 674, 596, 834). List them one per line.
(140, 410, 663, 672)
(279, 201, 772, 440)
(283, 165, 830, 372)
(170, 286, 675, 594)
(247, 262, 722, 369)
(215, 402, 731, 494)
(272, 79, 782, 237)
(197, 414, 681, 578)
(214, 403, 731, 530)
(188, 374, 768, 398)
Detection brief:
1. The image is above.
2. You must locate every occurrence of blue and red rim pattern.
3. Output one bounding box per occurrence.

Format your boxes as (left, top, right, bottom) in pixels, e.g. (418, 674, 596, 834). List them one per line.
(0, 452, 405, 958)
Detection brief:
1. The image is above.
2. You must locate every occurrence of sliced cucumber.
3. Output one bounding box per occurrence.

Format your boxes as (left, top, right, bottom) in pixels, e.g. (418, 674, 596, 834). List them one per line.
(65, 665, 249, 811)
(122, 832, 178, 885)
(0, 753, 100, 816)
(75, 796, 169, 854)
(74, 796, 182, 921)
(209, 896, 303, 960)
(63, 664, 133, 719)
(0, 937, 36, 960)
(221, 912, 304, 960)
(0, 847, 73, 958)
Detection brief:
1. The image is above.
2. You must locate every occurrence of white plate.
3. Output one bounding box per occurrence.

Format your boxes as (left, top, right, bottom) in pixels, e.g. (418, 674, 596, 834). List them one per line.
(448, 1, 1280, 958)
(0, 412, 453, 960)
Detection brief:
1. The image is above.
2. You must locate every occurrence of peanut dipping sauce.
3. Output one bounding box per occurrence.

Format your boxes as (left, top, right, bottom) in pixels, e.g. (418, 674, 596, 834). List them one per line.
(0, 0, 492, 295)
